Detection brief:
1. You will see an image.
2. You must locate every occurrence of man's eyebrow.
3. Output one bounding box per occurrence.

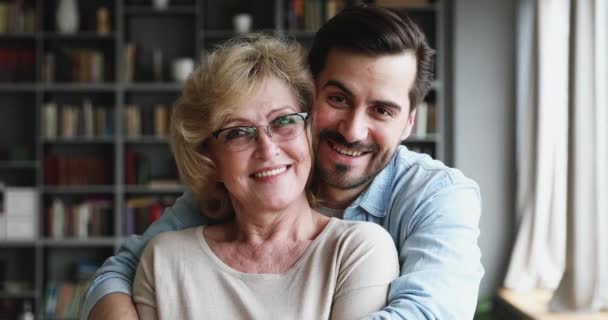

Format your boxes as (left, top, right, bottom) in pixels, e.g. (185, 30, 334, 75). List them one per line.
(323, 80, 403, 112)
(322, 80, 354, 97)
(371, 99, 402, 112)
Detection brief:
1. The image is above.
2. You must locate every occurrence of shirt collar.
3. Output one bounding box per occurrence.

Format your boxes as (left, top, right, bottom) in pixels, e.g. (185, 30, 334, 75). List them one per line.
(347, 147, 400, 218)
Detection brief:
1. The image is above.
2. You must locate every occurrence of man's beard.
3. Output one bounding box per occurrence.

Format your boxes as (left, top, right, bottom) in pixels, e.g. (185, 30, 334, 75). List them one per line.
(315, 130, 391, 190)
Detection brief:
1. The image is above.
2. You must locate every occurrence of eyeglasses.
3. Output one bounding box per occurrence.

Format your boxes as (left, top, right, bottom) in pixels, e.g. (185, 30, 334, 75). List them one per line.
(211, 112, 309, 152)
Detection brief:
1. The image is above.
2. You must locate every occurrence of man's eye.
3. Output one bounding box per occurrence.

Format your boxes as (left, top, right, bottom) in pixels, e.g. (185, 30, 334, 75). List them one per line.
(373, 106, 392, 117)
(327, 95, 347, 106)
(224, 128, 253, 140)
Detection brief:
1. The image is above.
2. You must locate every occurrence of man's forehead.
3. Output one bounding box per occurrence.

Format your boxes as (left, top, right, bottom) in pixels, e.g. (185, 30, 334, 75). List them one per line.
(316, 49, 416, 90)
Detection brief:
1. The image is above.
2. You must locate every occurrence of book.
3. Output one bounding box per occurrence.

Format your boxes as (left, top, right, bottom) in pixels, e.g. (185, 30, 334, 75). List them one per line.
(125, 149, 138, 185)
(154, 104, 169, 137)
(427, 102, 437, 134)
(124, 43, 135, 82)
(43, 102, 58, 138)
(125, 104, 142, 137)
(83, 100, 94, 138)
(414, 101, 428, 137)
(51, 198, 66, 238)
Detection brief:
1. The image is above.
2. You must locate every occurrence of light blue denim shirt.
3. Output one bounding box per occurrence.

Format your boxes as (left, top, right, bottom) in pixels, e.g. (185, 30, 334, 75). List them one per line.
(81, 146, 484, 320)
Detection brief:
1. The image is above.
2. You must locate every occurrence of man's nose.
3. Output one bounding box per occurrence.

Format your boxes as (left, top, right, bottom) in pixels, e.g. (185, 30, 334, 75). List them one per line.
(337, 109, 368, 143)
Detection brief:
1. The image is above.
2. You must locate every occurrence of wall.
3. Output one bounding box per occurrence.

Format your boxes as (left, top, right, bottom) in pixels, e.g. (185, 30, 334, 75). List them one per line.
(452, 0, 517, 299)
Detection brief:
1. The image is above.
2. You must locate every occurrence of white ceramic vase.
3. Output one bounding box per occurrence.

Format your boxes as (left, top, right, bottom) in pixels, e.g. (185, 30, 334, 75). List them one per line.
(56, 0, 79, 34)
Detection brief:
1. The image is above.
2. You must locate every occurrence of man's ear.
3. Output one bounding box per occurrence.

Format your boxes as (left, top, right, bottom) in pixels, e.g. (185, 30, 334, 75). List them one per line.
(401, 108, 417, 141)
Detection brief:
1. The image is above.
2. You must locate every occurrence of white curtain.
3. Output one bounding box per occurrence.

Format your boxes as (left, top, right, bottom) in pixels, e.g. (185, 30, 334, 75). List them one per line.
(505, 0, 569, 291)
(550, 0, 608, 311)
(505, 0, 608, 312)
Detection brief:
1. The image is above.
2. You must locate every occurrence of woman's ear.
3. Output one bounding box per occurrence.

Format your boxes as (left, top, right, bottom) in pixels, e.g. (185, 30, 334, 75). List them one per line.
(200, 140, 224, 183)
(198, 140, 209, 156)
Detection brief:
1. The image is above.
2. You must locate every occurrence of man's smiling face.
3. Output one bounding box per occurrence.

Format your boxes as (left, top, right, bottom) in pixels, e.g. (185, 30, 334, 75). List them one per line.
(313, 48, 418, 197)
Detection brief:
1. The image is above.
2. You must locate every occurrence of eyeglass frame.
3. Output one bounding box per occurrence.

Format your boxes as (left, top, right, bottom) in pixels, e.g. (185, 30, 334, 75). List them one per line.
(210, 112, 309, 151)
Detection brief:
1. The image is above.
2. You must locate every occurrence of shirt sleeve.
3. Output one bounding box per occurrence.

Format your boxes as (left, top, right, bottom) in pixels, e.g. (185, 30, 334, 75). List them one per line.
(367, 179, 484, 320)
(331, 223, 400, 320)
(80, 190, 207, 320)
(133, 237, 159, 320)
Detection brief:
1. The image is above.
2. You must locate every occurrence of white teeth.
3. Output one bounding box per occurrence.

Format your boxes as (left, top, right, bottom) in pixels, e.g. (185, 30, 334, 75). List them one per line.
(333, 145, 363, 157)
(253, 166, 287, 178)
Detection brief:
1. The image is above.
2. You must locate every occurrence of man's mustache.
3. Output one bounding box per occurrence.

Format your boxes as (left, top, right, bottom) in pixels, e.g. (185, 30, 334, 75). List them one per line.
(318, 130, 379, 152)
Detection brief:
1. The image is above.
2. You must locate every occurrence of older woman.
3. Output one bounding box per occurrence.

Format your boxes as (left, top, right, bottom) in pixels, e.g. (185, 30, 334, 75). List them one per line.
(132, 34, 398, 320)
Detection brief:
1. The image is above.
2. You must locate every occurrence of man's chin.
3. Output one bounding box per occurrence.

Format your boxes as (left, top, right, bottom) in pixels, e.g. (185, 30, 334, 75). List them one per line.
(320, 170, 373, 190)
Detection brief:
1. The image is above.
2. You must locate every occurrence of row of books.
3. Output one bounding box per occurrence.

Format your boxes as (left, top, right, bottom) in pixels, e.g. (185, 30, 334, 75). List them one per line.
(124, 196, 176, 235)
(45, 49, 106, 83)
(287, 0, 343, 32)
(0, 48, 35, 82)
(125, 149, 149, 186)
(0, 1, 36, 34)
(124, 149, 180, 187)
(44, 154, 112, 186)
(44, 259, 100, 318)
(42, 101, 115, 139)
(44, 198, 113, 238)
(124, 104, 171, 138)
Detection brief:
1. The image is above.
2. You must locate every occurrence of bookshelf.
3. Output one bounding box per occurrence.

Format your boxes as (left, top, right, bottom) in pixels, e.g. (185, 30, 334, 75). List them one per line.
(0, 0, 450, 318)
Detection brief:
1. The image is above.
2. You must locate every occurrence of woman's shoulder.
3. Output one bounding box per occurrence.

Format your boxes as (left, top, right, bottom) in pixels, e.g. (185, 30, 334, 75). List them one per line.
(145, 226, 203, 257)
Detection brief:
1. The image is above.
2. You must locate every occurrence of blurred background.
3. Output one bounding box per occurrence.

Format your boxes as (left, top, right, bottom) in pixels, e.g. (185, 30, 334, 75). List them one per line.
(1, 0, 606, 319)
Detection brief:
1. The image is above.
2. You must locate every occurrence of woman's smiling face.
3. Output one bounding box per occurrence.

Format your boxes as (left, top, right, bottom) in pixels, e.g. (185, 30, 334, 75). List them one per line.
(207, 77, 312, 212)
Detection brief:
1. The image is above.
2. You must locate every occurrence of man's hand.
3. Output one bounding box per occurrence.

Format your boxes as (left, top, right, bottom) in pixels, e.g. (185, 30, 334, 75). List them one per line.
(88, 293, 138, 320)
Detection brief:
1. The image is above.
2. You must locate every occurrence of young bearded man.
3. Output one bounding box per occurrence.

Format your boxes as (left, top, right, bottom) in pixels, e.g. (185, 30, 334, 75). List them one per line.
(82, 5, 483, 320)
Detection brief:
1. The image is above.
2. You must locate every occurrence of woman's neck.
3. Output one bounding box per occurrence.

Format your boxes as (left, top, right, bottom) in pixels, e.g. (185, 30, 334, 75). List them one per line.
(228, 195, 321, 244)
(203, 195, 330, 273)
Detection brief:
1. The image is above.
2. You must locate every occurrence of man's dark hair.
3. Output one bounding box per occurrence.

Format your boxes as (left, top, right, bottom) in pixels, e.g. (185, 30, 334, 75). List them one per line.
(308, 4, 435, 111)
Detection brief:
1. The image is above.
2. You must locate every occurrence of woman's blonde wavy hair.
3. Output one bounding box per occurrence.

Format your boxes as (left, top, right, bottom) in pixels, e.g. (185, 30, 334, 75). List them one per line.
(170, 33, 316, 220)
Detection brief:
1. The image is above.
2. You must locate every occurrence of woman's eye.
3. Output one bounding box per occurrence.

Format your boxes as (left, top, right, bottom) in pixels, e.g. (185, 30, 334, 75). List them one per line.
(225, 128, 252, 140)
(274, 115, 296, 126)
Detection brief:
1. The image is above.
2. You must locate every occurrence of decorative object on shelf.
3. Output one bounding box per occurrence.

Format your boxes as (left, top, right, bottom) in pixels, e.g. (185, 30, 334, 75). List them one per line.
(18, 301, 34, 320)
(233, 13, 253, 34)
(171, 58, 194, 83)
(96, 7, 110, 35)
(55, 0, 79, 34)
(153, 0, 170, 10)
